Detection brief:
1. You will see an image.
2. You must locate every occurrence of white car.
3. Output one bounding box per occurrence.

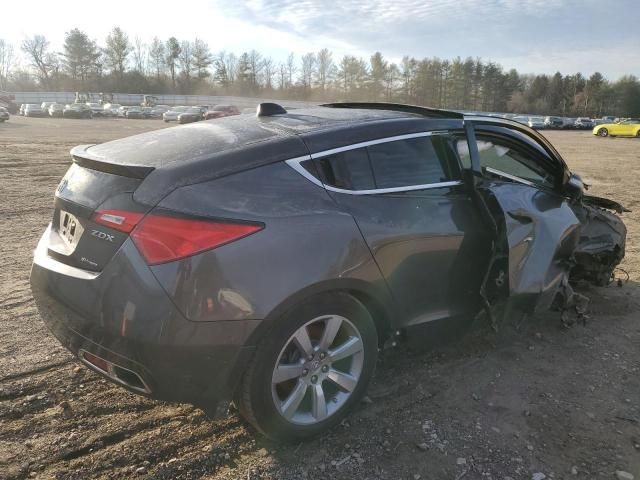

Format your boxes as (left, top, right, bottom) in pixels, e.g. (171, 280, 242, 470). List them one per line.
(162, 106, 189, 122)
(103, 103, 122, 116)
(86, 103, 105, 117)
(48, 103, 65, 117)
(527, 117, 545, 130)
(24, 104, 45, 117)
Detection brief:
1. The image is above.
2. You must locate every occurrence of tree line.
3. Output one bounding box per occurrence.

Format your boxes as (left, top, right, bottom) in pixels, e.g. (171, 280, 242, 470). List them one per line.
(1, 28, 639, 116)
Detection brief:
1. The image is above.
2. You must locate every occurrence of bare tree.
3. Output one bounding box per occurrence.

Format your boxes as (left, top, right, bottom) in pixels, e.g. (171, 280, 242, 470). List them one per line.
(21, 35, 55, 87)
(178, 40, 193, 88)
(224, 52, 237, 84)
(300, 52, 316, 90)
(0, 39, 14, 89)
(263, 57, 275, 90)
(248, 49, 263, 88)
(286, 52, 296, 88)
(315, 48, 334, 92)
(148, 37, 165, 79)
(132, 37, 147, 73)
(278, 62, 287, 89)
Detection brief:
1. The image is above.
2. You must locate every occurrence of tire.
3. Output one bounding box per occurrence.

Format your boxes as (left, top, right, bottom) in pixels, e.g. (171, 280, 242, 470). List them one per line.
(237, 292, 378, 441)
(598, 128, 609, 137)
(636, 130, 640, 137)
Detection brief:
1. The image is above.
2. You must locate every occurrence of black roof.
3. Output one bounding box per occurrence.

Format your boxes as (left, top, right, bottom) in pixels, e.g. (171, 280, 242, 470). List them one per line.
(74, 104, 466, 204)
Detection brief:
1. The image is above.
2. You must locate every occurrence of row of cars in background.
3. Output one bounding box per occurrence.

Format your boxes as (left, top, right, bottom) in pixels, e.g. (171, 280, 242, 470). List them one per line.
(162, 104, 241, 123)
(508, 115, 603, 130)
(505, 114, 639, 137)
(11, 102, 242, 122)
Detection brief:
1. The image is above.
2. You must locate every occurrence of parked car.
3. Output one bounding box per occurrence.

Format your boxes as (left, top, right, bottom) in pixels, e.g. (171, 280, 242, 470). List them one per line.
(30, 102, 627, 441)
(163, 106, 189, 122)
(103, 103, 122, 116)
(0, 106, 9, 122)
(63, 103, 93, 119)
(125, 106, 144, 119)
(19, 104, 27, 115)
(141, 107, 154, 119)
(48, 103, 65, 117)
(512, 115, 529, 125)
(527, 116, 545, 129)
(86, 103, 106, 117)
(574, 117, 594, 129)
(204, 104, 241, 120)
(149, 106, 169, 118)
(544, 116, 563, 129)
(24, 104, 46, 117)
(601, 115, 617, 123)
(177, 107, 204, 124)
(593, 119, 640, 137)
(41, 102, 54, 112)
(116, 106, 130, 117)
(561, 117, 577, 129)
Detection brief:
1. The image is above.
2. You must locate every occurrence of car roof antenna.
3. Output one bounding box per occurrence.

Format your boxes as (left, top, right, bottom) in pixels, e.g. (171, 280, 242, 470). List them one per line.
(257, 102, 287, 117)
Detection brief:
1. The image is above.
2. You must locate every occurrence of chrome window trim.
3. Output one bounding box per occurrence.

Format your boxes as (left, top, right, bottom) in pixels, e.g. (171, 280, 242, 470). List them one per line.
(285, 131, 460, 195)
(325, 180, 462, 195)
(484, 166, 537, 187)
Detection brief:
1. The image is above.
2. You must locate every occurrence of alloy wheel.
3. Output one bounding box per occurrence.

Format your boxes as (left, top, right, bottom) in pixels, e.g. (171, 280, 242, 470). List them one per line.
(271, 315, 364, 425)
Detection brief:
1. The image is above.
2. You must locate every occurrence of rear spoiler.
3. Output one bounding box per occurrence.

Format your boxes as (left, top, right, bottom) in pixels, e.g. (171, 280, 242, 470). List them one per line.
(70, 145, 155, 179)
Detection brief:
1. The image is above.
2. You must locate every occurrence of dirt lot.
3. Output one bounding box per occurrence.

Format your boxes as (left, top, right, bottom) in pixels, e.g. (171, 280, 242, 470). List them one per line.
(1, 115, 639, 480)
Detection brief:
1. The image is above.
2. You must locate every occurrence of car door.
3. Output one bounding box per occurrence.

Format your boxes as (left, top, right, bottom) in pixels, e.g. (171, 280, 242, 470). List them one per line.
(308, 130, 491, 326)
(460, 121, 581, 315)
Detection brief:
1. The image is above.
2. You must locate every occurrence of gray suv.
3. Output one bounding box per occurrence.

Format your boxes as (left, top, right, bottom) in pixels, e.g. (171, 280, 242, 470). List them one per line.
(30, 103, 626, 440)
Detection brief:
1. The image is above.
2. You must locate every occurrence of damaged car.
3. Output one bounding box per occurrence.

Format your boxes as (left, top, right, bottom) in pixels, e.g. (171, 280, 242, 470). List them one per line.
(30, 102, 626, 441)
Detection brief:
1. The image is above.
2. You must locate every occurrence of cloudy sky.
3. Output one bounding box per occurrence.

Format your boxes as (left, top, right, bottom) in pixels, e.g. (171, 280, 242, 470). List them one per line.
(4, 0, 639, 79)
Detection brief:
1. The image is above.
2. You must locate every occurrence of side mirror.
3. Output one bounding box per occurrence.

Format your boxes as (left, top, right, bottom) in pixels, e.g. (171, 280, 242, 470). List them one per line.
(565, 173, 586, 199)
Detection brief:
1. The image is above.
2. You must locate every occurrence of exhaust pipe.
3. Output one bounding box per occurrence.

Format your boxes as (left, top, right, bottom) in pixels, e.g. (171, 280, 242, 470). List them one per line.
(79, 349, 151, 394)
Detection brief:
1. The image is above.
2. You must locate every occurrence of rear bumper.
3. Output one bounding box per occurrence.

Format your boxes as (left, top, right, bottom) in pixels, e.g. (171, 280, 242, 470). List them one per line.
(30, 226, 258, 414)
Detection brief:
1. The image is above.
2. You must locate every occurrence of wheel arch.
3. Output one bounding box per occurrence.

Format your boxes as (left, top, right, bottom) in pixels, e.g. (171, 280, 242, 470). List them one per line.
(244, 278, 399, 349)
(225, 278, 399, 405)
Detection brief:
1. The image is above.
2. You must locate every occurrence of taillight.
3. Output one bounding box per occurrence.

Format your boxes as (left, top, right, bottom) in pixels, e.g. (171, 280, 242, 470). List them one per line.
(130, 214, 263, 265)
(92, 209, 145, 233)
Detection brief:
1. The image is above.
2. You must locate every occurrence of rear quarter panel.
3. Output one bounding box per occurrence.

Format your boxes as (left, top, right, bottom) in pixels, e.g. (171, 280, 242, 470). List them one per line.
(150, 162, 395, 328)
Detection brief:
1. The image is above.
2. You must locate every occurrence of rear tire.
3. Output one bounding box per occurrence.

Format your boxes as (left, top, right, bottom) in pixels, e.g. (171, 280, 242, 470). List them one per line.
(237, 292, 378, 441)
(598, 128, 609, 137)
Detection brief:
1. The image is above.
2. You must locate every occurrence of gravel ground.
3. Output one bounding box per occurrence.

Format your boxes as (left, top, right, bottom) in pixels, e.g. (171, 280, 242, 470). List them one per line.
(0, 115, 638, 480)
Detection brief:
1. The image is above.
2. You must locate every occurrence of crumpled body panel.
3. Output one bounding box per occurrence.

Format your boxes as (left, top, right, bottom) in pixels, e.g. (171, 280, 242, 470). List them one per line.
(483, 182, 627, 320)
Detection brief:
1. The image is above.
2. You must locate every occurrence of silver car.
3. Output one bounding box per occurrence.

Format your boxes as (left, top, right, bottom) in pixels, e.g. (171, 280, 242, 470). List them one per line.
(162, 106, 188, 122)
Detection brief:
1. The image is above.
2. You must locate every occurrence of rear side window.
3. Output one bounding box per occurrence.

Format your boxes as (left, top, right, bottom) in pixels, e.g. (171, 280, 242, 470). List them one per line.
(314, 134, 460, 191)
(316, 148, 375, 190)
(368, 136, 458, 189)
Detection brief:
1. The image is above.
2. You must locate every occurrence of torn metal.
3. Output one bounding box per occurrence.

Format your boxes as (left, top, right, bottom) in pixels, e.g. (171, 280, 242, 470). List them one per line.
(476, 181, 627, 328)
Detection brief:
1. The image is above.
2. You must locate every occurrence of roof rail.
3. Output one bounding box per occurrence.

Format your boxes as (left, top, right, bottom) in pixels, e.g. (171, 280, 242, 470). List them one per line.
(320, 102, 464, 119)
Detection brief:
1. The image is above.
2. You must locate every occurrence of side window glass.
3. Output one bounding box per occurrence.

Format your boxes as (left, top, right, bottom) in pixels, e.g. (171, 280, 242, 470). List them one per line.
(367, 135, 459, 189)
(316, 148, 375, 190)
(457, 134, 555, 188)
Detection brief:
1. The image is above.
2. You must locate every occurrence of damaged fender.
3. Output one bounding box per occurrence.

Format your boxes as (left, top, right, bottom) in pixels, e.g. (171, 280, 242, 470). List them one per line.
(480, 183, 627, 322)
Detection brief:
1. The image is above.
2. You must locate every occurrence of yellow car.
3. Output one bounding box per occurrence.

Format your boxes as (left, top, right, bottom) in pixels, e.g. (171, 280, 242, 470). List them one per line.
(593, 119, 640, 137)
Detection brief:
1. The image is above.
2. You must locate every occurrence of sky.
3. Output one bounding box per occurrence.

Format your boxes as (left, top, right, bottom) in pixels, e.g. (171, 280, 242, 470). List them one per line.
(3, 0, 639, 79)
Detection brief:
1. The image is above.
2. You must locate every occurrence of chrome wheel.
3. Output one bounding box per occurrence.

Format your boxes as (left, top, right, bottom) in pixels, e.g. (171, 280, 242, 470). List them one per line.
(271, 314, 364, 425)
(599, 128, 608, 137)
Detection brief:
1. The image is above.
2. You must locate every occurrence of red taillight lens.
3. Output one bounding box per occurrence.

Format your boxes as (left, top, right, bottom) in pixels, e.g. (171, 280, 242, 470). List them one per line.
(92, 209, 145, 233)
(130, 215, 263, 265)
